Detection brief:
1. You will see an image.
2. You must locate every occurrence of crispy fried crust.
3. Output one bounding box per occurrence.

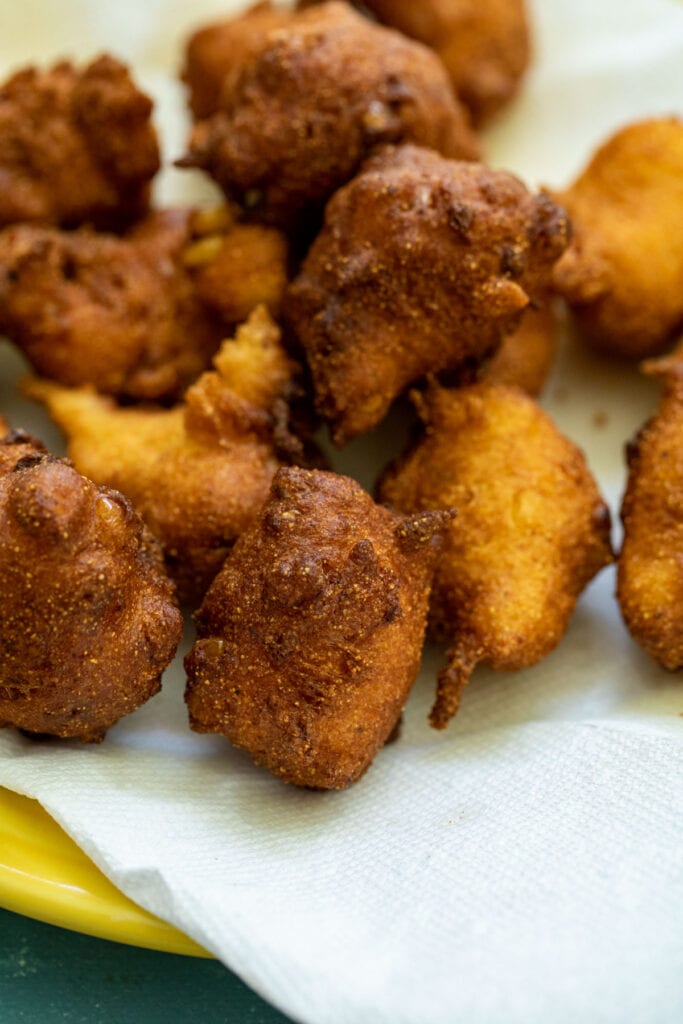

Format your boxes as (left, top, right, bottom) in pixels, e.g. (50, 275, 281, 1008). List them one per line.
(354, 0, 531, 125)
(181, 1, 479, 227)
(0, 431, 182, 741)
(285, 145, 569, 444)
(0, 213, 219, 401)
(183, 1, 294, 119)
(553, 118, 683, 359)
(378, 383, 613, 727)
(26, 308, 313, 605)
(618, 370, 683, 668)
(0, 208, 289, 401)
(0, 55, 159, 230)
(185, 467, 452, 788)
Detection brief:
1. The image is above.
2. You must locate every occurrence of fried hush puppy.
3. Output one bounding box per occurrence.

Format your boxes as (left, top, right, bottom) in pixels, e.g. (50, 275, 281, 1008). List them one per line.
(378, 383, 613, 727)
(617, 367, 683, 669)
(0, 207, 289, 401)
(180, 1, 480, 228)
(553, 117, 683, 359)
(0, 55, 159, 230)
(185, 467, 452, 789)
(345, 0, 531, 125)
(183, 1, 294, 119)
(0, 431, 182, 742)
(0, 214, 218, 401)
(285, 144, 569, 444)
(27, 307, 310, 605)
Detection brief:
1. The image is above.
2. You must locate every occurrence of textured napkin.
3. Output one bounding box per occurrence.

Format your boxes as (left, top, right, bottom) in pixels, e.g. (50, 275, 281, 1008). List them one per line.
(1, 2, 683, 1022)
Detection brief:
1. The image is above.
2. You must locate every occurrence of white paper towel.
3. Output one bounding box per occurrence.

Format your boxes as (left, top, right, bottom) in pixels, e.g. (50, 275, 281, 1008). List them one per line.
(1, 2, 682, 1022)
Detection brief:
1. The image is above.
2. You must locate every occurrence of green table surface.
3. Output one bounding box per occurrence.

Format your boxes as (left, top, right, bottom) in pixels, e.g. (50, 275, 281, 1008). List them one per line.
(0, 908, 295, 1024)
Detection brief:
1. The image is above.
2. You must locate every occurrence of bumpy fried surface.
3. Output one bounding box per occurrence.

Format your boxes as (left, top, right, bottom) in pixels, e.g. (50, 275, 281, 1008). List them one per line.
(181, 1, 479, 228)
(185, 467, 451, 788)
(285, 145, 569, 444)
(27, 308, 310, 606)
(349, 0, 531, 125)
(183, 1, 294, 119)
(618, 370, 683, 669)
(0, 207, 289, 401)
(0, 214, 218, 401)
(475, 298, 558, 396)
(378, 383, 613, 727)
(553, 118, 683, 359)
(0, 431, 181, 741)
(0, 55, 159, 230)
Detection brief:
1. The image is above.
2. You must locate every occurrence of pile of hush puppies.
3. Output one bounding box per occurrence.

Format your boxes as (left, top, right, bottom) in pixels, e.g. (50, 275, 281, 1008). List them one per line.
(1, 0, 682, 790)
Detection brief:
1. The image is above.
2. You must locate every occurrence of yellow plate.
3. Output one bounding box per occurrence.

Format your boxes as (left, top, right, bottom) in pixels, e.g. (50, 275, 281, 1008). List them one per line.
(0, 786, 210, 957)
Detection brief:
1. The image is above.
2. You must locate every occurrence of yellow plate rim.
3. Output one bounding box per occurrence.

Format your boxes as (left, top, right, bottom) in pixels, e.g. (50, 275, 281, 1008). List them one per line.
(0, 786, 210, 958)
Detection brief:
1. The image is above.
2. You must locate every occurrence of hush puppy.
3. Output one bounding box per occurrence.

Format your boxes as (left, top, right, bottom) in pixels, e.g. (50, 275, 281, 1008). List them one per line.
(0, 55, 159, 230)
(618, 365, 683, 668)
(0, 431, 181, 741)
(285, 144, 569, 443)
(379, 383, 613, 726)
(0, 207, 289, 401)
(553, 118, 683, 359)
(185, 467, 452, 788)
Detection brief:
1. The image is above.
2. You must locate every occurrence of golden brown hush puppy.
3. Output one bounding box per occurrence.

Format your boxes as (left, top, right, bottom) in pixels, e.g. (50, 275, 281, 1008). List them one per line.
(618, 365, 683, 669)
(0, 430, 182, 741)
(27, 308, 313, 606)
(378, 383, 613, 727)
(180, 1, 479, 228)
(0, 214, 220, 402)
(0, 55, 159, 230)
(553, 117, 683, 359)
(0, 207, 289, 402)
(185, 467, 452, 789)
(285, 144, 569, 444)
